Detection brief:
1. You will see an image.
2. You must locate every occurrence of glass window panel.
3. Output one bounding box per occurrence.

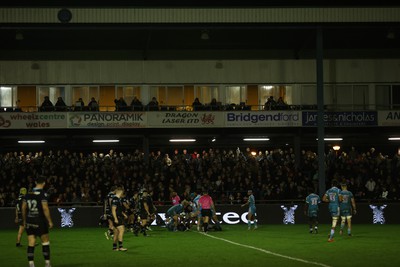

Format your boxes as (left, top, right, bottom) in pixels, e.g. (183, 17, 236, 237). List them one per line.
(336, 85, 352, 110)
(226, 86, 246, 105)
(353, 85, 368, 110)
(116, 86, 141, 106)
(195, 86, 219, 105)
(0, 86, 13, 107)
(375, 85, 390, 110)
(300, 85, 317, 106)
(72, 86, 97, 106)
(184, 86, 194, 106)
(259, 85, 288, 109)
(392, 85, 400, 109)
(167, 86, 183, 107)
(324, 85, 334, 108)
(38, 86, 65, 107)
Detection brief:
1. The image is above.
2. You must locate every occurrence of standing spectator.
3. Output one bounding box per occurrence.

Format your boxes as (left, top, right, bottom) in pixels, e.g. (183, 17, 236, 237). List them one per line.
(264, 96, 276, 110)
(365, 178, 376, 199)
(276, 97, 288, 110)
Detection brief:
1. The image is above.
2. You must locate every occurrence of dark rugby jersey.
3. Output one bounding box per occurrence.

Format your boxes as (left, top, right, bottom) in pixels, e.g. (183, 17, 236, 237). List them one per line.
(23, 188, 47, 224)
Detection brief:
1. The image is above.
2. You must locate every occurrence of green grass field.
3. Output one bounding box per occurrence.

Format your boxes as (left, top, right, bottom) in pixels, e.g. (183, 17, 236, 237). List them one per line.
(1, 224, 400, 267)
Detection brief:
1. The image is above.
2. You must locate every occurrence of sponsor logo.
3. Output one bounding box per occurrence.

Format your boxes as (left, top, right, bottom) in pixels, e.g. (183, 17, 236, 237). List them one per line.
(369, 205, 387, 224)
(303, 111, 377, 126)
(58, 208, 76, 228)
(69, 115, 82, 126)
(227, 112, 299, 124)
(281, 205, 298, 224)
(0, 115, 11, 128)
(385, 111, 400, 120)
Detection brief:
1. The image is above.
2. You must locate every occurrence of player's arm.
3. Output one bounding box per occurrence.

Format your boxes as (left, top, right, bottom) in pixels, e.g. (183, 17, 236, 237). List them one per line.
(21, 201, 27, 226)
(42, 201, 54, 229)
(144, 202, 150, 216)
(351, 198, 357, 214)
(304, 200, 309, 215)
(15, 205, 19, 224)
(112, 205, 118, 223)
(322, 194, 329, 203)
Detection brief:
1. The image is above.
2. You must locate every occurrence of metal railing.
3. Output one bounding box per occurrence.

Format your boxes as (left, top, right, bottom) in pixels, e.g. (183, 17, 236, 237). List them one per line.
(1, 104, 400, 112)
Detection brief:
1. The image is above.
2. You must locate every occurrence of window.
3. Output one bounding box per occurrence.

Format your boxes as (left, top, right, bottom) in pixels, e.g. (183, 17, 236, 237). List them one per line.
(116, 86, 141, 106)
(72, 86, 99, 106)
(259, 85, 293, 110)
(195, 86, 219, 105)
(225, 86, 246, 105)
(0, 86, 17, 108)
(38, 86, 65, 107)
(376, 85, 400, 110)
(149, 85, 184, 109)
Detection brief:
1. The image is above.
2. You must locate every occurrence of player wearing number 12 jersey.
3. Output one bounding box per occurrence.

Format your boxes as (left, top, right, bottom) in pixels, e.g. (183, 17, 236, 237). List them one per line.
(22, 175, 54, 267)
(322, 180, 341, 242)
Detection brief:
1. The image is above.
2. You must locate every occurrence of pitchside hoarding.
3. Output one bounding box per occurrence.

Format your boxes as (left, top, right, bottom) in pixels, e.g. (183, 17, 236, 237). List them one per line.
(225, 111, 301, 127)
(68, 112, 147, 128)
(0, 112, 67, 129)
(378, 111, 400, 126)
(147, 112, 224, 127)
(302, 111, 378, 127)
(0, 203, 398, 229)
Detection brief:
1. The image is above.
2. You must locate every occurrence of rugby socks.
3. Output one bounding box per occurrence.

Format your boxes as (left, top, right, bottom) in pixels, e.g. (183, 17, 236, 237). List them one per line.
(113, 243, 117, 250)
(348, 228, 351, 235)
(118, 241, 123, 249)
(203, 223, 208, 232)
(42, 242, 50, 260)
(27, 246, 35, 262)
(248, 220, 251, 228)
(330, 228, 335, 239)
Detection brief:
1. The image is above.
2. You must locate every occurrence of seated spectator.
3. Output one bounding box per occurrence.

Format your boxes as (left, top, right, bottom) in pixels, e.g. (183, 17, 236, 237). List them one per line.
(147, 97, 159, 111)
(13, 100, 22, 112)
(192, 97, 203, 111)
(55, 96, 67, 111)
(209, 98, 220, 111)
(40, 96, 54, 111)
(116, 97, 128, 111)
(264, 96, 276, 110)
(130, 96, 143, 111)
(74, 98, 85, 111)
(88, 97, 99, 111)
(276, 97, 288, 110)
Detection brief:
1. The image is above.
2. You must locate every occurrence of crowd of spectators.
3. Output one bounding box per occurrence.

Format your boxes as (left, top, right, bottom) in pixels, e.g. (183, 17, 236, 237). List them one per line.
(0, 146, 399, 207)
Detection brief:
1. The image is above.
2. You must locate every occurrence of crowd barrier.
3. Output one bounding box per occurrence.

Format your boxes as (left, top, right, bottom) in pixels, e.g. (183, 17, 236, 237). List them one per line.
(0, 203, 398, 229)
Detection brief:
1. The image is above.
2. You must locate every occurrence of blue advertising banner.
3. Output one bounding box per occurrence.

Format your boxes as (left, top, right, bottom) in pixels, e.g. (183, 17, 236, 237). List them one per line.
(302, 111, 378, 127)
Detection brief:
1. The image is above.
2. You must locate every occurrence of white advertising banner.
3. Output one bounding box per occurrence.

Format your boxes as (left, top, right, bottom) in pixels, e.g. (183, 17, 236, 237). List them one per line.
(68, 112, 147, 128)
(378, 111, 400, 126)
(225, 111, 301, 127)
(0, 112, 68, 129)
(147, 111, 224, 127)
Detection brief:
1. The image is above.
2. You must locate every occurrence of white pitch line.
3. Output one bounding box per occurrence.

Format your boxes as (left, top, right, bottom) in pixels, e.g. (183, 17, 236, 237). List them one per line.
(200, 232, 332, 267)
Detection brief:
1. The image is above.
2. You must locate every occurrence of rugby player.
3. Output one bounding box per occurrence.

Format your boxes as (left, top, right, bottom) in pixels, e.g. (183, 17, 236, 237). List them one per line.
(304, 191, 321, 234)
(104, 186, 117, 240)
(111, 186, 128, 251)
(135, 189, 151, 237)
(241, 190, 257, 230)
(22, 176, 54, 267)
(339, 183, 357, 236)
(15, 187, 27, 247)
(322, 180, 341, 242)
(166, 200, 189, 232)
